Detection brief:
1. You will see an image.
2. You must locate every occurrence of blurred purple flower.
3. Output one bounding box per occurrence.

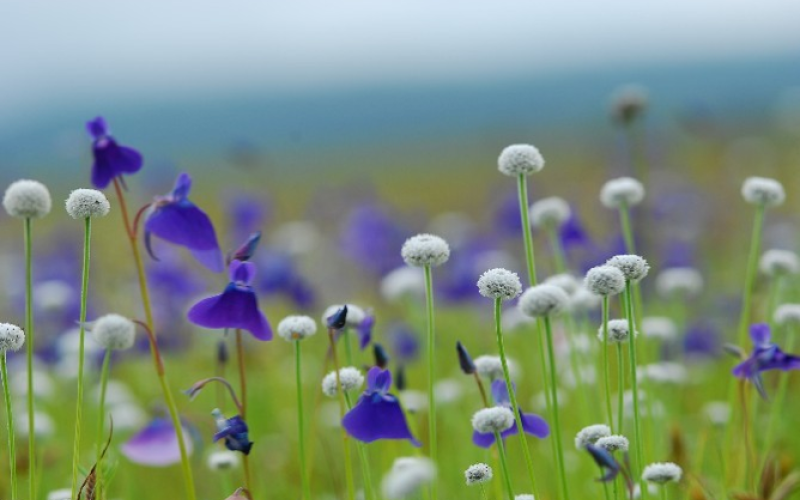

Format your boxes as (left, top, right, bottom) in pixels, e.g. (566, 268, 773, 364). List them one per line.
(342, 367, 420, 446)
(229, 232, 262, 264)
(355, 311, 376, 350)
(86, 116, 143, 189)
(144, 173, 224, 272)
(559, 210, 591, 251)
(585, 443, 623, 482)
(472, 380, 549, 448)
(212, 409, 253, 455)
(733, 323, 800, 398)
(683, 322, 721, 359)
(121, 418, 193, 467)
(388, 323, 420, 364)
(256, 250, 316, 309)
(188, 260, 272, 341)
(340, 205, 406, 276)
(226, 192, 268, 243)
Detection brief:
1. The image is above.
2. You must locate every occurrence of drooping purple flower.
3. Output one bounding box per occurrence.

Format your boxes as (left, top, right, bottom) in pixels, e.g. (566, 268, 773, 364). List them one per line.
(229, 231, 262, 264)
(187, 260, 272, 340)
(472, 380, 549, 448)
(327, 305, 348, 330)
(342, 367, 420, 446)
(86, 116, 143, 189)
(256, 250, 316, 309)
(733, 323, 800, 398)
(121, 418, 193, 467)
(212, 409, 253, 455)
(585, 443, 623, 482)
(144, 173, 224, 272)
(456, 341, 476, 375)
(373, 343, 390, 369)
(355, 311, 376, 350)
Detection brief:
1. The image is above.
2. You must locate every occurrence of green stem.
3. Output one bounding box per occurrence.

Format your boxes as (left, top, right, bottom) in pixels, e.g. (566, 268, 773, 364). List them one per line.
(23, 217, 36, 500)
(546, 225, 568, 274)
(327, 330, 356, 500)
(344, 391, 375, 500)
(660, 485, 668, 500)
(494, 299, 539, 496)
(1, 353, 17, 500)
(423, 264, 438, 500)
(494, 431, 515, 500)
(618, 205, 635, 255)
(764, 327, 796, 457)
(543, 316, 570, 500)
(95, 350, 112, 499)
(602, 472, 612, 500)
(602, 298, 614, 431)
(479, 483, 488, 500)
(295, 342, 312, 500)
(71, 217, 92, 499)
(617, 344, 625, 435)
(625, 281, 646, 497)
(234, 330, 252, 494)
(517, 174, 538, 284)
(737, 205, 765, 347)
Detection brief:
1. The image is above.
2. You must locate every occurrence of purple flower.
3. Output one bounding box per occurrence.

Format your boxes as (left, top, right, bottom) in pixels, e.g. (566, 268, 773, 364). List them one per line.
(187, 260, 272, 340)
(388, 323, 420, 364)
(733, 323, 800, 397)
(229, 232, 262, 264)
(256, 250, 316, 309)
(456, 340, 476, 375)
(144, 173, 224, 273)
(86, 116, 143, 189)
(472, 380, 549, 448)
(585, 443, 623, 482)
(340, 204, 407, 276)
(355, 311, 376, 350)
(212, 409, 253, 455)
(121, 418, 193, 467)
(342, 367, 420, 446)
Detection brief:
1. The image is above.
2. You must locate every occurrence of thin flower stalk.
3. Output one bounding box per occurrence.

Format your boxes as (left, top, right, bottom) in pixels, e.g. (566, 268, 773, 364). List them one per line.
(617, 343, 625, 435)
(234, 329, 253, 493)
(1, 351, 17, 500)
(624, 280, 647, 497)
(342, 391, 376, 500)
(23, 218, 36, 500)
(295, 341, 312, 500)
(602, 297, 614, 432)
(423, 263, 438, 499)
(495, 431, 515, 500)
(95, 349, 112, 499)
(763, 323, 797, 459)
(543, 315, 571, 500)
(326, 327, 357, 500)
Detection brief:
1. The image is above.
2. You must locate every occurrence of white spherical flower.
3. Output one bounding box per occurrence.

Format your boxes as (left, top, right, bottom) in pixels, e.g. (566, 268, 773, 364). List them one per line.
(401, 234, 450, 267)
(641, 317, 677, 341)
(598, 319, 637, 344)
(760, 249, 800, 277)
(655, 267, 703, 298)
(0, 323, 25, 352)
(277, 315, 317, 341)
(570, 287, 602, 314)
(380, 267, 425, 302)
(477, 268, 523, 301)
(3, 180, 52, 219)
(518, 284, 569, 318)
(322, 304, 366, 327)
(382, 457, 436, 500)
(545, 274, 581, 295)
(207, 450, 240, 471)
(595, 435, 629, 453)
(606, 255, 650, 283)
(46, 489, 72, 500)
(497, 144, 545, 177)
(474, 355, 518, 381)
(515, 496, 536, 500)
(322, 367, 365, 397)
(642, 462, 682, 484)
(471, 407, 515, 434)
(703, 401, 731, 426)
(574, 424, 612, 449)
(585, 266, 626, 296)
(609, 84, 648, 125)
(465, 463, 493, 485)
(434, 379, 463, 405)
(530, 197, 571, 228)
(742, 176, 785, 207)
(774, 304, 800, 327)
(65, 189, 111, 219)
(90, 314, 136, 351)
(600, 177, 645, 209)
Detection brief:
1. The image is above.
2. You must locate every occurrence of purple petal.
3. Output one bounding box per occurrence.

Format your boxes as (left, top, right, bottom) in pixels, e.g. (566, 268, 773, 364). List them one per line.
(121, 418, 193, 467)
(230, 260, 256, 286)
(357, 314, 375, 350)
(172, 172, 192, 201)
(187, 287, 272, 340)
(519, 411, 550, 438)
(86, 116, 108, 139)
(472, 430, 498, 448)
(145, 203, 223, 272)
(732, 357, 758, 378)
(342, 395, 419, 446)
(491, 379, 512, 406)
(750, 323, 772, 347)
(367, 367, 392, 394)
(91, 141, 143, 188)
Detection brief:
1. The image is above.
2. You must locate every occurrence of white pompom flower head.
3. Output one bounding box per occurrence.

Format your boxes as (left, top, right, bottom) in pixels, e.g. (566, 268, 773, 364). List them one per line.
(401, 233, 450, 268)
(471, 406, 515, 434)
(774, 304, 800, 327)
(595, 435, 629, 452)
(606, 255, 650, 283)
(642, 462, 682, 484)
(530, 196, 571, 229)
(90, 314, 136, 350)
(0, 323, 26, 352)
(464, 463, 493, 485)
(655, 267, 703, 299)
(207, 450, 240, 471)
(574, 424, 611, 449)
(321, 366, 365, 397)
(497, 144, 545, 177)
(277, 315, 317, 342)
(585, 265, 626, 296)
(760, 249, 799, 277)
(477, 268, 523, 301)
(65, 189, 111, 219)
(518, 284, 570, 318)
(600, 177, 645, 209)
(598, 319, 637, 344)
(3, 179, 52, 219)
(742, 176, 785, 207)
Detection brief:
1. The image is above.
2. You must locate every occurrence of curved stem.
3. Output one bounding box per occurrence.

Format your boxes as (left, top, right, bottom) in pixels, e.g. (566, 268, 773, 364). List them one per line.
(327, 328, 356, 500)
(494, 431, 515, 500)
(95, 350, 112, 499)
(494, 298, 539, 496)
(423, 264, 438, 499)
(543, 316, 570, 500)
(1, 352, 17, 500)
(234, 330, 252, 494)
(343, 391, 375, 500)
(296, 342, 312, 500)
(625, 281, 646, 498)
(23, 217, 36, 500)
(602, 298, 614, 431)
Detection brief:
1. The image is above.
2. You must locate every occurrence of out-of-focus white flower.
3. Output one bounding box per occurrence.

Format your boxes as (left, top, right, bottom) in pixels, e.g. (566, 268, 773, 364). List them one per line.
(655, 267, 703, 298)
(600, 177, 645, 208)
(401, 234, 450, 267)
(497, 144, 545, 177)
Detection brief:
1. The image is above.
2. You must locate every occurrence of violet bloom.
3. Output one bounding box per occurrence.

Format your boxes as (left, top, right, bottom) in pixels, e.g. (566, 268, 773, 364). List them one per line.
(188, 260, 272, 340)
(733, 323, 800, 398)
(585, 443, 623, 482)
(472, 380, 549, 448)
(144, 172, 224, 272)
(121, 418, 193, 467)
(86, 116, 143, 189)
(355, 311, 376, 350)
(342, 367, 420, 446)
(212, 409, 253, 455)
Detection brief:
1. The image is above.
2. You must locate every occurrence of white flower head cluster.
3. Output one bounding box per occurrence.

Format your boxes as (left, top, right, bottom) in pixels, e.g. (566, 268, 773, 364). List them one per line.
(530, 197, 571, 228)
(207, 450, 240, 471)
(497, 144, 545, 177)
(606, 255, 650, 283)
(545, 274, 581, 295)
(518, 284, 569, 318)
(471, 407, 515, 434)
(3, 180, 52, 219)
(382, 457, 436, 500)
(322, 304, 366, 328)
(574, 424, 611, 449)
(585, 265, 626, 296)
(477, 268, 523, 301)
(322, 367, 365, 397)
(641, 317, 677, 341)
(609, 84, 648, 125)
(401, 234, 450, 267)
(0, 323, 25, 352)
(464, 463, 493, 485)
(774, 304, 800, 327)
(595, 435, 629, 452)
(515, 496, 536, 500)
(642, 462, 682, 484)
(570, 287, 602, 314)
(759, 249, 800, 277)
(277, 315, 317, 341)
(474, 355, 518, 382)
(598, 319, 637, 343)
(655, 267, 703, 299)
(741, 176, 785, 207)
(90, 314, 136, 350)
(65, 189, 111, 219)
(600, 177, 645, 209)
(380, 267, 425, 302)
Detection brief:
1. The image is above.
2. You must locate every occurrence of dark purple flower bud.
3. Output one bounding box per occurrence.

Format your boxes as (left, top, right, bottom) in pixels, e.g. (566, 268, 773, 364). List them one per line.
(733, 323, 800, 398)
(395, 365, 407, 391)
(86, 116, 143, 189)
(327, 305, 348, 330)
(456, 341, 475, 374)
(217, 340, 229, 364)
(212, 409, 253, 455)
(373, 343, 390, 369)
(342, 367, 420, 446)
(472, 380, 549, 448)
(229, 232, 262, 264)
(188, 260, 272, 340)
(586, 443, 622, 482)
(356, 312, 376, 350)
(144, 173, 224, 272)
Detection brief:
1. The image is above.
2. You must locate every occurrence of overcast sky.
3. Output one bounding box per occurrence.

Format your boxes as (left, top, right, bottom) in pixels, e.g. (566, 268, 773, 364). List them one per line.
(2, 0, 800, 126)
